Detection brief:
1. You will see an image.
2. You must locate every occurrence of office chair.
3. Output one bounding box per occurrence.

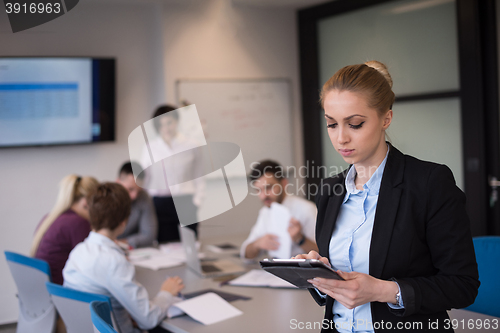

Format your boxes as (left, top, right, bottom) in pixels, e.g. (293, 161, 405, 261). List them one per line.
(45, 282, 117, 333)
(465, 236, 500, 317)
(4, 251, 57, 333)
(90, 301, 118, 333)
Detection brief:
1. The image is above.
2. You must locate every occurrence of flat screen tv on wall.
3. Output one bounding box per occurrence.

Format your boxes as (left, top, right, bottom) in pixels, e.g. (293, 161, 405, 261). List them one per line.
(0, 57, 116, 148)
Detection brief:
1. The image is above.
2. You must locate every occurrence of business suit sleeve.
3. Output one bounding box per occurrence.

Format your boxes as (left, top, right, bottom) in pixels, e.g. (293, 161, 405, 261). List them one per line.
(309, 288, 328, 306)
(103, 254, 174, 330)
(392, 165, 479, 317)
(126, 193, 158, 248)
(307, 185, 331, 307)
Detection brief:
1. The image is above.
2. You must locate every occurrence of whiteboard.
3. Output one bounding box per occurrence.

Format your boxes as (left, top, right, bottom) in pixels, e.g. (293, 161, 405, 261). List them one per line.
(176, 79, 294, 175)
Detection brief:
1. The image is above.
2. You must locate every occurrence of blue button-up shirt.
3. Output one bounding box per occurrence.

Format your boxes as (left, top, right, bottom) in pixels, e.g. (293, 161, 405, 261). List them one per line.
(328, 148, 390, 332)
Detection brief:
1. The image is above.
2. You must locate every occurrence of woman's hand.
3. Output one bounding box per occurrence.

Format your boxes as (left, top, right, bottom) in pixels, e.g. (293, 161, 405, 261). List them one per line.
(161, 276, 185, 296)
(292, 250, 331, 267)
(308, 271, 399, 309)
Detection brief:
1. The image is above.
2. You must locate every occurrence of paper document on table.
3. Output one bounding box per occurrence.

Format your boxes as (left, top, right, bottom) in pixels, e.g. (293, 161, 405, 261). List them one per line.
(159, 241, 204, 262)
(206, 243, 238, 253)
(268, 202, 292, 259)
(167, 306, 184, 319)
(228, 269, 297, 288)
(129, 248, 184, 270)
(166, 296, 185, 318)
(170, 292, 242, 325)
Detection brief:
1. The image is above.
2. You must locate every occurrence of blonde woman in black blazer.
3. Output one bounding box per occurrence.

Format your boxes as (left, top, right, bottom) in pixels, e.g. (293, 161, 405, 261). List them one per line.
(295, 61, 479, 332)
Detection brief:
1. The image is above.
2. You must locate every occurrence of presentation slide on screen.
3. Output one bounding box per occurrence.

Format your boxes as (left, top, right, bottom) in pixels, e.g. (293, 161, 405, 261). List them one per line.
(0, 58, 92, 146)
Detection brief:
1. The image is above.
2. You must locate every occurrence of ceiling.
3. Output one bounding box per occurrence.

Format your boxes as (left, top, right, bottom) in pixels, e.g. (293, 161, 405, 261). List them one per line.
(92, 0, 333, 10)
(233, 0, 333, 9)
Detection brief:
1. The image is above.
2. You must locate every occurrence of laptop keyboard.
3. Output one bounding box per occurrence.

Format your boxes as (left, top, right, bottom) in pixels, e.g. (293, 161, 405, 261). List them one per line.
(202, 264, 222, 273)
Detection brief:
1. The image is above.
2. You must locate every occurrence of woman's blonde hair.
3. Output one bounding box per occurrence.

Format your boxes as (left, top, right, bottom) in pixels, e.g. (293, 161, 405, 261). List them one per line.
(30, 175, 99, 256)
(320, 60, 395, 115)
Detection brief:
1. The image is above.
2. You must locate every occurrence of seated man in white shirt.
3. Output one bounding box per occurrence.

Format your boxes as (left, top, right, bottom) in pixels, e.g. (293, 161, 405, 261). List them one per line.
(241, 160, 318, 260)
(63, 182, 184, 333)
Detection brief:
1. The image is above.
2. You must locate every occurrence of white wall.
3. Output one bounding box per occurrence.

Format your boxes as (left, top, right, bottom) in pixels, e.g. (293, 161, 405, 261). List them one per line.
(0, 0, 303, 324)
(160, 0, 304, 238)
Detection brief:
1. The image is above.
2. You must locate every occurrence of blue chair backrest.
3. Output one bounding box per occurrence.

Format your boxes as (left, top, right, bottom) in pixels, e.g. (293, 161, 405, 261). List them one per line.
(46, 282, 114, 333)
(465, 236, 500, 317)
(90, 301, 117, 333)
(4, 251, 57, 333)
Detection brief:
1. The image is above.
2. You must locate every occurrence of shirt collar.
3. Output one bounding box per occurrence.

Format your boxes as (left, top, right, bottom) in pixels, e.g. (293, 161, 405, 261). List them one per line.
(343, 145, 390, 202)
(87, 231, 124, 253)
(263, 194, 290, 211)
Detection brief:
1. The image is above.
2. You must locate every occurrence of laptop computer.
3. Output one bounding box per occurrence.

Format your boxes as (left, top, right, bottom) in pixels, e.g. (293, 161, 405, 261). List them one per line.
(179, 226, 246, 278)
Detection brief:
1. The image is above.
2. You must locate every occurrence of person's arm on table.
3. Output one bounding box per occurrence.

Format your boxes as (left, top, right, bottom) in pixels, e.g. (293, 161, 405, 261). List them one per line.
(244, 234, 280, 259)
(240, 209, 279, 260)
(105, 257, 184, 330)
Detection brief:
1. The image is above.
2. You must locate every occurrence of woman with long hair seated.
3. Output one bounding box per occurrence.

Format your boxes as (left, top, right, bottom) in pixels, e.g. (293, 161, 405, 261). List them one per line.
(30, 174, 99, 284)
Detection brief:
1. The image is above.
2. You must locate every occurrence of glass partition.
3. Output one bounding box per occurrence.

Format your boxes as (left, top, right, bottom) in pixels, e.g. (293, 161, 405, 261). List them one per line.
(317, 0, 462, 187)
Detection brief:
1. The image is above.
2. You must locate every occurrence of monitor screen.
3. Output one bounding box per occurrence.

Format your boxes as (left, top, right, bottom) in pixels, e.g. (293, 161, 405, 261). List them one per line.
(0, 57, 115, 147)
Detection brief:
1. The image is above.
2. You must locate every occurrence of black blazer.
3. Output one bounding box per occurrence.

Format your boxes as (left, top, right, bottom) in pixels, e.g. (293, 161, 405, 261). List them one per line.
(309, 144, 479, 332)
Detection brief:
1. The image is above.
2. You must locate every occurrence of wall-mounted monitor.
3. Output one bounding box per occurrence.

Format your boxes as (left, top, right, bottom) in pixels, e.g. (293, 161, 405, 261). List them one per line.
(0, 57, 115, 148)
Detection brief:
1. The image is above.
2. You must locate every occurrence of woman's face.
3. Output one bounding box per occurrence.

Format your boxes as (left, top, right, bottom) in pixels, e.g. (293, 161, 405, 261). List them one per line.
(159, 115, 178, 143)
(73, 197, 90, 221)
(323, 89, 392, 169)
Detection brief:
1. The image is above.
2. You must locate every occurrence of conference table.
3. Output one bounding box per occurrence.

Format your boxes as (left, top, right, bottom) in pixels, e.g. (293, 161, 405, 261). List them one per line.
(133, 235, 499, 333)
(134, 235, 325, 333)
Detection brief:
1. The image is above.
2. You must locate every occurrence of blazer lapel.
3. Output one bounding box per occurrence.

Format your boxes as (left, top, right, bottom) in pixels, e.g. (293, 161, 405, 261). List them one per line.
(318, 172, 347, 261)
(369, 144, 405, 279)
(319, 195, 344, 260)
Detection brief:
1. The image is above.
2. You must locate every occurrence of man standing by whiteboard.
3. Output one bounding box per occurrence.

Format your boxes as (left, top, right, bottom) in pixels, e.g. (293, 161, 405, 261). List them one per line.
(240, 160, 318, 260)
(141, 105, 205, 243)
